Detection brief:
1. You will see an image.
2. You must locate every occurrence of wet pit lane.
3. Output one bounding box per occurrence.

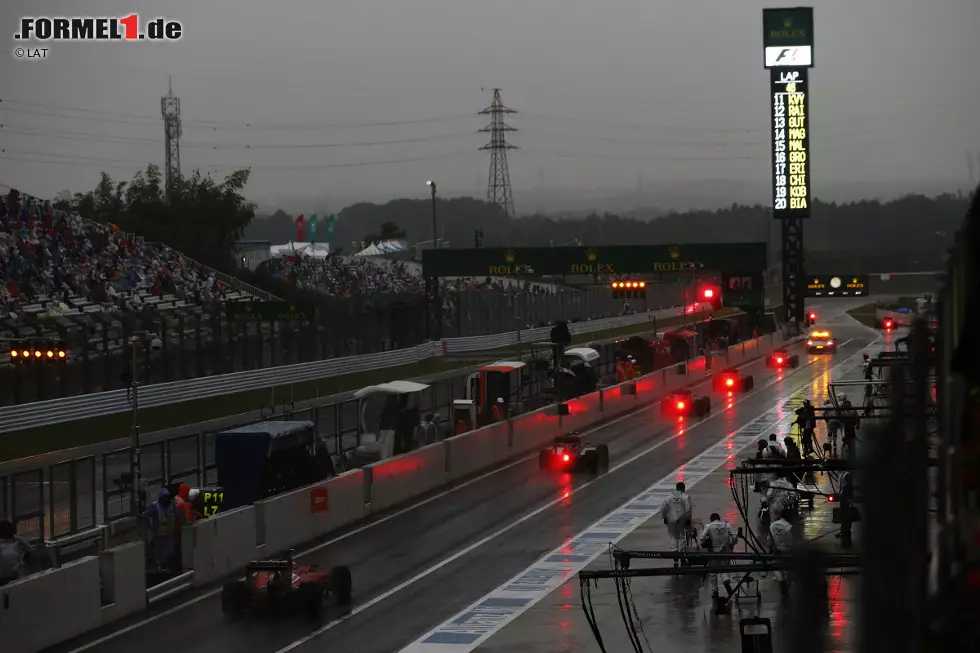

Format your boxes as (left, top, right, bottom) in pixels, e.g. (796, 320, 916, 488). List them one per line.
(51, 300, 882, 653)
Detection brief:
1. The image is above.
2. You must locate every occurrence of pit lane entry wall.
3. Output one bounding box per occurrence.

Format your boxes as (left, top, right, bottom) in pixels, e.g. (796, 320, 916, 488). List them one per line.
(0, 332, 788, 653)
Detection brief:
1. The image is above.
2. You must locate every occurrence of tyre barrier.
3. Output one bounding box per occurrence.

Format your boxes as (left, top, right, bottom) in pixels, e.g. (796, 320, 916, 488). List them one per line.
(2, 331, 793, 653)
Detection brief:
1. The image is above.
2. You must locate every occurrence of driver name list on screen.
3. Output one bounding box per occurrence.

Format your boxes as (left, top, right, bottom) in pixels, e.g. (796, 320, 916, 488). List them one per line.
(770, 68, 810, 218)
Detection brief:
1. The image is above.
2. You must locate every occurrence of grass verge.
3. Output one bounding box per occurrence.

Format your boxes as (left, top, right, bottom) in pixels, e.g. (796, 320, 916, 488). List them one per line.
(846, 303, 880, 329)
(1, 308, 739, 462)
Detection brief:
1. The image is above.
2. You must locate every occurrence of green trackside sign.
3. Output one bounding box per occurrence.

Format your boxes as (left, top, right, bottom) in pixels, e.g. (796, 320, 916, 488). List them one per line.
(421, 243, 768, 278)
(225, 301, 314, 322)
(763, 7, 815, 69)
(763, 7, 814, 48)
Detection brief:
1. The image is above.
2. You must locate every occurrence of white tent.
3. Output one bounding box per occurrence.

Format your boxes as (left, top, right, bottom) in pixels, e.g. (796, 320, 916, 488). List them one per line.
(270, 242, 330, 258)
(354, 240, 409, 257)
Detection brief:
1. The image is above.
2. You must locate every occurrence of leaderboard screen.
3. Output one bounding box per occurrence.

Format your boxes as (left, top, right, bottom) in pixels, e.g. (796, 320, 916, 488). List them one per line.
(770, 68, 810, 218)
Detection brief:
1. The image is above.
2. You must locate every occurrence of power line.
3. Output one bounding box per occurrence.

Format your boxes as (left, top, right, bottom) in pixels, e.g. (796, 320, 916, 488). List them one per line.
(530, 146, 762, 162)
(0, 148, 477, 172)
(0, 98, 476, 130)
(0, 123, 476, 150)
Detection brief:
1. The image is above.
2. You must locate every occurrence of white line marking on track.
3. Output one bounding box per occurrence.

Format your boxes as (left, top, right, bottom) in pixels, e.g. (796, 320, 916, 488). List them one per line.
(61, 334, 853, 653)
(268, 340, 877, 653)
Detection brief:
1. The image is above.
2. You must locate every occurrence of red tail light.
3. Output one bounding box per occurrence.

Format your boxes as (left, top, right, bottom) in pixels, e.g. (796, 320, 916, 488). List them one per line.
(676, 401, 685, 410)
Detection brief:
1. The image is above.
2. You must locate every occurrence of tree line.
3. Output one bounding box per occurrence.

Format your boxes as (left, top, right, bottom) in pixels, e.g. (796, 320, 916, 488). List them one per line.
(246, 193, 970, 261)
(52, 164, 970, 281)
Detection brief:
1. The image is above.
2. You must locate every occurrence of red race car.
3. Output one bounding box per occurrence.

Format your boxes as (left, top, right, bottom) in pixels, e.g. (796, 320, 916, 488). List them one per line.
(221, 551, 352, 621)
(661, 389, 711, 419)
(712, 367, 755, 393)
(765, 349, 800, 370)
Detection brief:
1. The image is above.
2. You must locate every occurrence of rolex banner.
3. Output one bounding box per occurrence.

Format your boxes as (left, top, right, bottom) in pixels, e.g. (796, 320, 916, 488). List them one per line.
(722, 272, 766, 309)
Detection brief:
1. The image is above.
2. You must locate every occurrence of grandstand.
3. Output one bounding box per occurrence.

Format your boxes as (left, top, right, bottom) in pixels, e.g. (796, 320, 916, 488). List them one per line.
(0, 187, 681, 406)
(0, 188, 267, 384)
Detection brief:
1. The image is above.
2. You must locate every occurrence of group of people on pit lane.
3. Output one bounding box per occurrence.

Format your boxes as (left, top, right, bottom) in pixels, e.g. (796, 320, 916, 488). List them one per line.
(659, 482, 742, 602)
(657, 396, 858, 604)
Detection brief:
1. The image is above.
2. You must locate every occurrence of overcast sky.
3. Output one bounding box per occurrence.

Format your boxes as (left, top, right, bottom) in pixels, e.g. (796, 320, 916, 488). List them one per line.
(2, 0, 979, 214)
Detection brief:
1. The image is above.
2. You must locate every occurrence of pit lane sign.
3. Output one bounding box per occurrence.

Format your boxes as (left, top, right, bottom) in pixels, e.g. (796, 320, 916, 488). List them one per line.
(805, 274, 869, 297)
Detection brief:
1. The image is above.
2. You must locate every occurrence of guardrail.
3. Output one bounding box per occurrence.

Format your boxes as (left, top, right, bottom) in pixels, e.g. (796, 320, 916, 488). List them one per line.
(0, 304, 696, 434)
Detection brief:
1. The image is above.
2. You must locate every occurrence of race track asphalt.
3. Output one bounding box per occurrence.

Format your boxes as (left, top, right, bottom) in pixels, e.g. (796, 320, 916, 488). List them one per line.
(49, 300, 879, 653)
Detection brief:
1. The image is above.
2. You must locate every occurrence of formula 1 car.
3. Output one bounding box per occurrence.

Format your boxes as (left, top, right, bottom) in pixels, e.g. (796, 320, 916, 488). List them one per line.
(806, 330, 837, 354)
(712, 367, 755, 393)
(806, 311, 818, 327)
(661, 389, 711, 419)
(221, 551, 352, 621)
(539, 433, 609, 474)
(765, 349, 800, 370)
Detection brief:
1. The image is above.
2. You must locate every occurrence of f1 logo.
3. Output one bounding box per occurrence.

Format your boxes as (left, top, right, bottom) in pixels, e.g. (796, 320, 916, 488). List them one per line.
(775, 48, 798, 63)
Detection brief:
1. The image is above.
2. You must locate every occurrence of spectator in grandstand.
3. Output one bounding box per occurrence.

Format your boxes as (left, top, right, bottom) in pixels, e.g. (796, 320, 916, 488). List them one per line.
(1, 189, 238, 320)
(0, 519, 32, 586)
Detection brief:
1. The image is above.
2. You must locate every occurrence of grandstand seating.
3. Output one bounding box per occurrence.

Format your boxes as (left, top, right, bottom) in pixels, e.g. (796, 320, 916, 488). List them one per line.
(0, 188, 263, 364)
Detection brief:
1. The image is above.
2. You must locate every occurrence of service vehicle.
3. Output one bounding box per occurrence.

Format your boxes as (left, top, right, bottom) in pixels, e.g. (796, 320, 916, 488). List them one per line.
(806, 329, 837, 354)
(712, 367, 755, 393)
(221, 551, 352, 621)
(765, 349, 800, 370)
(661, 388, 711, 419)
(538, 433, 609, 474)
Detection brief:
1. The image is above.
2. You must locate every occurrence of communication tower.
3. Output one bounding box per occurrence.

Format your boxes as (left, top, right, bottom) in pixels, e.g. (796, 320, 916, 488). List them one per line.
(161, 76, 182, 200)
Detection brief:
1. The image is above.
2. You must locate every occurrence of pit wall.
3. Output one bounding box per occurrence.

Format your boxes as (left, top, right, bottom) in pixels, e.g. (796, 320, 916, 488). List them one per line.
(4, 332, 790, 653)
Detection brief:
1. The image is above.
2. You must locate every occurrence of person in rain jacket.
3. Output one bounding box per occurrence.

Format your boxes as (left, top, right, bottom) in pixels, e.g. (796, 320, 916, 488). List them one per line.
(174, 483, 200, 524)
(144, 488, 177, 571)
(0, 520, 31, 586)
(769, 515, 794, 596)
(765, 471, 798, 522)
(659, 482, 693, 563)
(699, 513, 740, 601)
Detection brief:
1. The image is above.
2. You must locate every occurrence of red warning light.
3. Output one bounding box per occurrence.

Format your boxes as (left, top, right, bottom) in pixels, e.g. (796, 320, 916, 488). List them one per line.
(884, 319, 893, 330)
(776, 356, 784, 364)
(703, 288, 714, 299)
(725, 377, 735, 387)
(562, 453, 570, 462)
(676, 401, 685, 410)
